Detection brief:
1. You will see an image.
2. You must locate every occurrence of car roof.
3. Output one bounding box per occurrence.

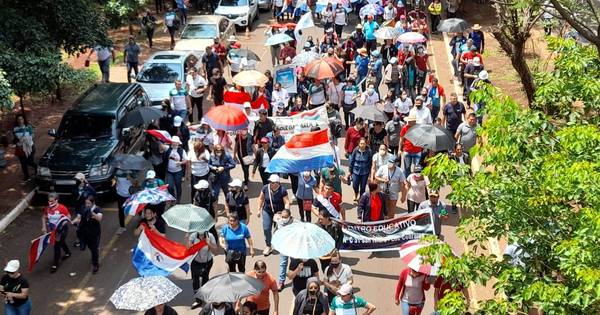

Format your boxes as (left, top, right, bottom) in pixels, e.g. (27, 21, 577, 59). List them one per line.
(187, 15, 222, 24)
(70, 83, 138, 116)
(147, 51, 192, 63)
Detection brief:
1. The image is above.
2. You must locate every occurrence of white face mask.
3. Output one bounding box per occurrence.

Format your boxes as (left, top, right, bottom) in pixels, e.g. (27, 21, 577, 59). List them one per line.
(379, 149, 386, 156)
(368, 88, 374, 95)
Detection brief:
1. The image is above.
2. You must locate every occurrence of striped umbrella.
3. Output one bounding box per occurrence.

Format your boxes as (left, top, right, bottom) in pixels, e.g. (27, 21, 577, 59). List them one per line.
(398, 31, 427, 43)
(232, 70, 269, 87)
(204, 104, 249, 131)
(304, 58, 344, 80)
(359, 3, 383, 19)
(399, 239, 441, 276)
(162, 204, 215, 233)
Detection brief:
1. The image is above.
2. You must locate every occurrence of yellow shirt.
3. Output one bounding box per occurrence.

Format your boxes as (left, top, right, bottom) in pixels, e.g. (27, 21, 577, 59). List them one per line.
(428, 2, 442, 15)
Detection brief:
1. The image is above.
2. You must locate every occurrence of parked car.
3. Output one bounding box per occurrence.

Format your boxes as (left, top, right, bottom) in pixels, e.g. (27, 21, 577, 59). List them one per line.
(258, 0, 271, 11)
(37, 83, 150, 195)
(174, 15, 235, 51)
(215, 0, 259, 30)
(136, 51, 200, 106)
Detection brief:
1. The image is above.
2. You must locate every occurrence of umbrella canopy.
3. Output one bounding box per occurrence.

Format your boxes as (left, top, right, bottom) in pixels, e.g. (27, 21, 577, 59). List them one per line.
(123, 186, 176, 215)
(399, 240, 441, 276)
(110, 276, 181, 311)
(117, 106, 165, 128)
(162, 204, 215, 233)
(272, 222, 336, 259)
(359, 3, 383, 19)
(195, 273, 264, 303)
(107, 154, 152, 171)
(375, 26, 401, 40)
(437, 18, 469, 33)
(204, 104, 249, 131)
(398, 32, 428, 43)
(229, 48, 261, 61)
(232, 70, 269, 87)
(404, 124, 456, 151)
(265, 33, 294, 46)
(350, 106, 388, 122)
(304, 58, 344, 80)
(292, 51, 320, 67)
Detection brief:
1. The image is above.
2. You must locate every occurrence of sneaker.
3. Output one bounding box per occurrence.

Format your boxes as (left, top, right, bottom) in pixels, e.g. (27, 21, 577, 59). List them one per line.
(92, 265, 99, 274)
(191, 301, 202, 310)
(61, 253, 71, 261)
(263, 247, 273, 256)
(116, 227, 127, 235)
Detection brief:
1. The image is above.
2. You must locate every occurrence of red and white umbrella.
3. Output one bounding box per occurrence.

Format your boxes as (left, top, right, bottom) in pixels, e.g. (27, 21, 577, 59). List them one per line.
(204, 104, 250, 131)
(399, 239, 441, 276)
(398, 32, 427, 44)
(145, 129, 172, 144)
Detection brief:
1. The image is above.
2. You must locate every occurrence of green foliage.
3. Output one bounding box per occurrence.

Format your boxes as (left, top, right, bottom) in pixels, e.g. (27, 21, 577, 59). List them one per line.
(59, 66, 100, 95)
(533, 37, 600, 119)
(427, 81, 600, 313)
(0, 69, 14, 111)
(0, 50, 64, 97)
(102, 0, 148, 29)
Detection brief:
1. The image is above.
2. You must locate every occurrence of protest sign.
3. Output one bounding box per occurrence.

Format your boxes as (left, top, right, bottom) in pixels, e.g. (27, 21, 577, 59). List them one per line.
(274, 65, 297, 93)
(268, 106, 329, 140)
(335, 209, 435, 252)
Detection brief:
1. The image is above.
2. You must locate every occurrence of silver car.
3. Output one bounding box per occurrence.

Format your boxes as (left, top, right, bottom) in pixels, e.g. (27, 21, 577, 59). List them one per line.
(174, 15, 235, 51)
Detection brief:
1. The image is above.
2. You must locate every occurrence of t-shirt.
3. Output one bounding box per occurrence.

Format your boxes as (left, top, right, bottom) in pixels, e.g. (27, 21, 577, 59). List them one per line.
(400, 125, 421, 154)
(456, 122, 477, 151)
(363, 21, 379, 40)
(443, 102, 466, 132)
(309, 83, 326, 105)
(137, 217, 167, 234)
(323, 264, 353, 291)
(369, 193, 382, 221)
(209, 77, 227, 101)
(409, 106, 433, 125)
(0, 274, 29, 306)
(368, 128, 387, 152)
(202, 53, 220, 75)
(334, 7, 346, 25)
(170, 87, 188, 111)
(226, 192, 250, 221)
(330, 296, 368, 315)
(406, 174, 429, 203)
(376, 165, 405, 193)
(385, 120, 403, 147)
(321, 167, 345, 194)
(167, 148, 188, 173)
(394, 97, 412, 114)
(124, 43, 141, 63)
(428, 85, 445, 108)
(44, 204, 70, 228)
(261, 185, 288, 214)
(190, 232, 216, 263)
(94, 46, 113, 61)
(220, 223, 251, 252)
(188, 74, 207, 98)
(164, 11, 177, 27)
(289, 258, 319, 293)
(246, 271, 278, 311)
(79, 205, 103, 237)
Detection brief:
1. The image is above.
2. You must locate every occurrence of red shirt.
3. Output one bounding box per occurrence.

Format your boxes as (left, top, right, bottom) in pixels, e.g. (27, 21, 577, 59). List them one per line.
(397, 50, 413, 65)
(460, 51, 483, 65)
(246, 271, 278, 311)
(279, 46, 297, 61)
(414, 54, 428, 71)
(400, 125, 422, 154)
(370, 193, 382, 221)
(344, 127, 366, 153)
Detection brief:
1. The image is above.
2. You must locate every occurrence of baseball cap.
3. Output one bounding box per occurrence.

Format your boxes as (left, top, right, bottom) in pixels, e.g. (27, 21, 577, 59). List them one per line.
(4, 260, 20, 273)
(173, 115, 183, 127)
(229, 178, 243, 188)
(260, 137, 270, 144)
(243, 102, 252, 108)
(268, 174, 280, 182)
(194, 179, 209, 189)
(338, 283, 353, 296)
(146, 170, 156, 179)
(74, 172, 86, 181)
(171, 135, 182, 144)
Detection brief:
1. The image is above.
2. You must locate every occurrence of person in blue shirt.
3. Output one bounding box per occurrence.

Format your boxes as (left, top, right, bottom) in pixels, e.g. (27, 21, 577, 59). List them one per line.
(208, 144, 236, 202)
(363, 15, 379, 53)
(350, 48, 370, 90)
(468, 24, 485, 53)
(449, 32, 467, 78)
(370, 50, 383, 95)
(219, 212, 255, 272)
(295, 171, 318, 222)
(346, 137, 373, 202)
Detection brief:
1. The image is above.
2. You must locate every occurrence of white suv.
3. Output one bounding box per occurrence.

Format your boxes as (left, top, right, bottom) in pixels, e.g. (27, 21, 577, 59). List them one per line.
(215, 0, 259, 30)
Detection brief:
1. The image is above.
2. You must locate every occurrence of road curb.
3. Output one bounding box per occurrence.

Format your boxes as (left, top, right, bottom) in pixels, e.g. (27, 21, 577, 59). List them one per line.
(0, 188, 37, 233)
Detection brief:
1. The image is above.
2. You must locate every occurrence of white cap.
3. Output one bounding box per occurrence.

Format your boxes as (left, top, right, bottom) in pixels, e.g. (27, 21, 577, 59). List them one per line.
(171, 136, 182, 144)
(243, 102, 251, 108)
(194, 179, 209, 189)
(229, 178, 243, 188)
(472, 57, 481, 66)
(478, 70, 489, 80)
(173, 116, 183, 127)
(268, 174, 280, 182)
(4, 260, 20, 273)
(146, 170, 156, 179)
(74, 172, 86, 181)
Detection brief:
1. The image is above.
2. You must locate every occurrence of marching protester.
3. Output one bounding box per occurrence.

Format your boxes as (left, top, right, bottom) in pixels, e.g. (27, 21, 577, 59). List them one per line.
(375, 154, 407, 218)
(224, 179, 251, 224)
(189, 140, 211, 200)
(394, 267, 431, 315)
(71, 195, 103, 274)
(347, 137, 372, 202)
(287, 256, 320, 296)
(418, 190, 447, 237)
(322, 250, 354, 304)
(258, 174, 290, 256)
(274, 208, 296, 291)
(235, 129, 255, 190)
(219, 212, 255, 272)
(135, 207, 166, 236)
(292, 277, 329, 315)
(329, 283, 377, 315)
(42, 192, 71, 273)
(247, 260, 280, 315)
(358, 182, 389, 222)
(1, 260, 31, 315)
(163, 136, 188, 203)
(208, 144, 236, 202)
(253, 137, 276, 185)
(12, 114, 37, 182)
(296, 171, 318, 222)
(188, 228, 218, 309)
(405, 166, 430, 213)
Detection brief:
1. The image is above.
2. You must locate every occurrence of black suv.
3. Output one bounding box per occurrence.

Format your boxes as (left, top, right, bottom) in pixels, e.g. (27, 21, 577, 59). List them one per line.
(36, 83, 150, 195)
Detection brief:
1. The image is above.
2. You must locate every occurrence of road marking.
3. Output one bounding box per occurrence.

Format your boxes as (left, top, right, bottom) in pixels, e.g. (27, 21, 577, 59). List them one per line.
(441, 32, 464, 97)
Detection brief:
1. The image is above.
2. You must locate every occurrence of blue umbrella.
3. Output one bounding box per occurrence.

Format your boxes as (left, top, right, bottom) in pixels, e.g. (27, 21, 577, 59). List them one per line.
(272, 222, 336, 259)
(265, 33, 294, 46)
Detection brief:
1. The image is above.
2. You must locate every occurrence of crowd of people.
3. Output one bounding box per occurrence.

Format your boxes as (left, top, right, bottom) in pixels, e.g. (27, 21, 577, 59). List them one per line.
(0, 0, 493, 314)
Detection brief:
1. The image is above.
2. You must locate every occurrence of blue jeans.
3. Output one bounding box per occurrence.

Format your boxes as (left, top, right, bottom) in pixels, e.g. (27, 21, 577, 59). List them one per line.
(212, 178, 230, 201)
(5, 300, 32, 315)
(166, 170, 184, 203)
(401, 301, 424, 315)
(174, 109, 188, 122)
(98, 59, 110, 83)
(262, 210, 274, 247)
(351, 173, 369, 196)
(403, 152, 422, 178)
(278, 255, 289, 283)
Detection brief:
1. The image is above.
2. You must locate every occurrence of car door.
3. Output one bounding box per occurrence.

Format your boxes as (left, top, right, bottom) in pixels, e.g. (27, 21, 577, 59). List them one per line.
(118, 92, 145, 153)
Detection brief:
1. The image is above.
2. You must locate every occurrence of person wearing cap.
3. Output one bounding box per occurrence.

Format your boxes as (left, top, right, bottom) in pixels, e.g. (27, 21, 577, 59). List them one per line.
(72, 172, 96, 218)
(469, 24, 485, 53)
(363, 15, 379, 54)
(405, 165, 429, 213)
(341, 78, 359, 128)
(375, 154, 407, 218)
(442, 92, 466, 135)
(1, 260, 31, 314)
(253, 137, 276, 185)
(208, 143, 236, 201)
(469, 71, 491, 124)
(192, 179, 218, 240)
(418, 190, 447, 236)
(350, 47, 370, 89)
(169, 115, 191, 151)
(352, 24, 366, 49)
(163, 135, 188, 203)
(399, 113, 423, 177)
(329, 283, 376, 315)
(292, 276, 329, 315)
(394, 267, 430, 315)
(189, 139, 211, 198)
(257, 174, 290, 255)
(186, 67, 207, 123)
(71, 195, 103, 274)
(225, 179, 251, 224)
(370, 50, 383, 94)
(463, 57, 485, 104)
(142, 169, 165, 189)
(42, 192, 72, 273)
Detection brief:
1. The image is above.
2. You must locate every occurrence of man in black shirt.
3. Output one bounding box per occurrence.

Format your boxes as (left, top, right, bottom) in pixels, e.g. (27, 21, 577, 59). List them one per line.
(208, 68, 227, 106)
(287, 258, 319, 296)
(1, 260, 31, 313)
(316, 209, 344, 271)
(201, 46, 222, 80)
(442, 92, 467, 135)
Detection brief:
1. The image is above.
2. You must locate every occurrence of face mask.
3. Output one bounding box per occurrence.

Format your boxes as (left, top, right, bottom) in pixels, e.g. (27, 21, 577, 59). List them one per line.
(388, 163, 395, 168)
(48, 200, 58, 208)
(282, 217, 291, 224)
(309, 289, 318, 295)
(368, 88, 374, 94)
(421, 92, 427, 96)
(416, 104, 423, 109)
(330, 262, 340, 268)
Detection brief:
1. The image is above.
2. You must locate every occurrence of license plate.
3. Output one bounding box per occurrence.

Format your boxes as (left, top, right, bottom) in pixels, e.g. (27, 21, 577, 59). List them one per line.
(55, 180, 76, 186)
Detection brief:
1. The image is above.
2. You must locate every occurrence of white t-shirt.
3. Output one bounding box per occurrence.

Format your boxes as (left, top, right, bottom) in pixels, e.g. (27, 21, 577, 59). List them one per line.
(383, 6, 397, 21)
(323, 263, 353, 287)
(361, 91, 380, 106)
(406, 174, 429, 203)
(327, 82, 344, 106)
(261, 151, 270, 168)
(187, 74, 207, 98)
(394, 97, 413, 114)
(271, 89, 289, 107)
(190, 232, 216, 263)
(274, 0, 284, 6)
(334, 8, 346, 25)
(189, 149, 211, 176)
(409, 106, 433, 125)
(167, 148, 188, 173)
(95, 46, 113, 61)
(375, 165, 405, 193)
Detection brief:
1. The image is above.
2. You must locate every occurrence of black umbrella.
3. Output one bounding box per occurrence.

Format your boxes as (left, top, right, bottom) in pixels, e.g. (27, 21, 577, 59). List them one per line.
(117, 107, 165, 128)
(230, 48, 261, 61)
(437, 18, 469, 33)
(350, 106, 388, 122)
(404, 124, 456, 151)
(107, 154, 152, 171)
(195, 273, 264, 303)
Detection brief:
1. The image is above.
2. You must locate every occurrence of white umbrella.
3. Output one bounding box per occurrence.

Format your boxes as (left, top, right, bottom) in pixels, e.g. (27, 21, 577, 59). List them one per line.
(272, 222, 336, 259)
(110, 276, 181, 311)
(265, 33, 294, 46)
(375, 26, 401, 40)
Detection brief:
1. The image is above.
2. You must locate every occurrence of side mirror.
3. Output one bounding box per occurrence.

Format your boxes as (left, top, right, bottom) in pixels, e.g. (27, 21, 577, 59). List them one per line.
(48, 129, 57, 137)
(121, 128, 131, 137)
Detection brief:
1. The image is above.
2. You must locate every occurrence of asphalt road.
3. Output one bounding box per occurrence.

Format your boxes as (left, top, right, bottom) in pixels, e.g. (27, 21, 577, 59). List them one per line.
(0, 8, 473, 315)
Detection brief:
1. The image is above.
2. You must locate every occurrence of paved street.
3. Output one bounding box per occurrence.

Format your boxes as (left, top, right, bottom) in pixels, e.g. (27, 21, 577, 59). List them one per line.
(0, 8, 481, 315)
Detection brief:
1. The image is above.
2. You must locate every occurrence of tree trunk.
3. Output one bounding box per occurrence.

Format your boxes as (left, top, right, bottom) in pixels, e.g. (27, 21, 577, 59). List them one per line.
(492, 30, 536, 105)
(19, 95, 25, 117)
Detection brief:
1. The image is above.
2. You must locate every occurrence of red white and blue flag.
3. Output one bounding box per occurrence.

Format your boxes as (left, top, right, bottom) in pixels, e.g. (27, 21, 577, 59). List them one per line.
(29, 233, 51, 272)
(145, 130, 172, 144)
(266, 129, 334, 174)
(132, 225, 206, 276)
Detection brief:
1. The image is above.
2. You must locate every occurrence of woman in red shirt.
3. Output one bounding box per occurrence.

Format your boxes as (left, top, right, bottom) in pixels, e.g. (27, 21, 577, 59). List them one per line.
(344, 118, 366, 157)
(357, 182, 388, 222)
(41, 192, 72, 273)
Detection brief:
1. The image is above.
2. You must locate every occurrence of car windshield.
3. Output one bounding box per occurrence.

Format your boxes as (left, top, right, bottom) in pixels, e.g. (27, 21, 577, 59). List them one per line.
(59, 114, 114, 139)
(181, 24, 218, 39)
(220, 0, 248, 6)
(137, 63, 181, 83)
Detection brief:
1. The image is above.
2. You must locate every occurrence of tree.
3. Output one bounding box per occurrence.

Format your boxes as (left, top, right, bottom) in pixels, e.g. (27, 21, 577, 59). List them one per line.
(491, 0, 543, 105)
(0, 69, 14, 111)
(546, 0, 600, 53)
(102, 0, 149, 34)
(422, 77, 600, 313)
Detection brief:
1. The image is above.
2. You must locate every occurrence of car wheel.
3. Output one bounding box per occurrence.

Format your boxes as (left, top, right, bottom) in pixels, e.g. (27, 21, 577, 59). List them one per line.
(254, 11, 259, 21)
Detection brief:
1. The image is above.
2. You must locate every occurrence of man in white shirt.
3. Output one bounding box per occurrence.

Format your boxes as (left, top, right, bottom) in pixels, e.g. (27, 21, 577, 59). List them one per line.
(170, 79, 190, 122)
(383, 2, 397, 22)
(271, 83, 289, 109)
(186, 68, 207, 123)
(360, 83, 380, 107)
(409, 98, 432, 124)
(87, 45, 115, 83)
